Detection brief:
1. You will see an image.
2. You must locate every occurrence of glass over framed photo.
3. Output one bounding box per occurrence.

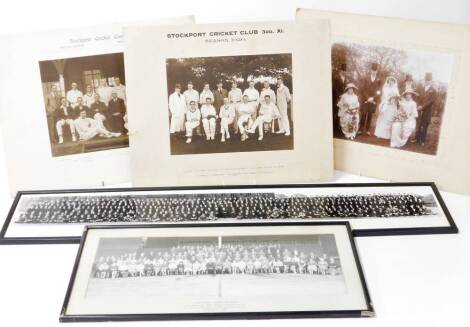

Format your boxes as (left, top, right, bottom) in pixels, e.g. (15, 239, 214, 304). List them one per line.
(60, 222, 374, 321)
(0, 182, 457, 245)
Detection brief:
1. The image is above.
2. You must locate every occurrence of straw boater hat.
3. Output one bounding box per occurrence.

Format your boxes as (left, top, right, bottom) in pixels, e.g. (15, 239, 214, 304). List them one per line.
(402, 88, 418, 96)
(344, 83, 358, 91)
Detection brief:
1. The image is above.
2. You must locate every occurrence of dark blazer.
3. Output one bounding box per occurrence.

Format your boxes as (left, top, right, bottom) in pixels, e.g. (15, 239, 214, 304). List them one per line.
(90, 101, 108, 116)
(360, 74, 382, 113)
(418, 85, 437, 123)
(75, 104, 91, 118)
(45, 92, 62, 115)
(213, 88, 228, 111)
(55, 105, 79, 121)
(108, 97, 126, 116)
(332, 73, 349, 105)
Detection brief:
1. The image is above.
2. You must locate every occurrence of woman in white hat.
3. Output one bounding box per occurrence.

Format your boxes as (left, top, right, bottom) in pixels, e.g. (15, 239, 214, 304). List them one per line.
(375, 76, 400, 139)
(337, 83, 360, 140)
(390, 88, 419, 148)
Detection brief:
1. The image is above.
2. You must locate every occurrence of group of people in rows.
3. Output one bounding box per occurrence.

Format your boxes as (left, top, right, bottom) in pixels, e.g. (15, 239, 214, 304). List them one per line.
(93, 242, 340, 278)
(168, 77, 292, 143)
(334, 62, 439, 148)
(45, 77, 128, 144)
(16, 192, 431, 224)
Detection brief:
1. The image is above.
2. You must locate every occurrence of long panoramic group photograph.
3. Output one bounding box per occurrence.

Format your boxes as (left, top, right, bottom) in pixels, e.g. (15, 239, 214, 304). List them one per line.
(166, 53, 293, 155)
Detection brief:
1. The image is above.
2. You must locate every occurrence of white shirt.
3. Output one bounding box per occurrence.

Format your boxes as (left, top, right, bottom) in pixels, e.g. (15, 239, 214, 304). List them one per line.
(183, 89, 199, 107)
(259, 102, 280, 119)
(219, 104, 235, 120)
(199, 89, 214, 104)
(113, 84, 127, 101)
(260, 88, 276, 104)
(243, 87, 260, 103)
(200, 104, 216, 119)
(238, 102, 252, 116)
(83, 92, 95, 107)
(228, 88, 242, 103)
(66, 89, 83, 107)
(97, 86, 113, 105)
(186, 109, 201, 122)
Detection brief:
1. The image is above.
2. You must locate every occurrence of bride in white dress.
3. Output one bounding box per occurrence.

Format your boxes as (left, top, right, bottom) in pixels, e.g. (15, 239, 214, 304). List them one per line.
(390, 89, 419, 148)
(375, 76, 400, 139)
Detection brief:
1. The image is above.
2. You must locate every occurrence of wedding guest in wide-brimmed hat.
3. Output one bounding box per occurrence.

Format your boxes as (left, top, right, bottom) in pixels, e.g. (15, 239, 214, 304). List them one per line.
(337, 83, 360, 140)
(390, 88, 419, 148)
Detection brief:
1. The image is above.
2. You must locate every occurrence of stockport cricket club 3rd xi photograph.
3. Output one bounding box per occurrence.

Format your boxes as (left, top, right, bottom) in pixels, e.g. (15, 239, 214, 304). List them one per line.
(331, 42, 453, 155)
(166, 53, 294, 155)
(39, 52, 129, 157)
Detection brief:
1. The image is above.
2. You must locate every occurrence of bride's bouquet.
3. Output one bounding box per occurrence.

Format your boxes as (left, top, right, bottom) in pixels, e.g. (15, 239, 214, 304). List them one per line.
(393, 106, 408, 123)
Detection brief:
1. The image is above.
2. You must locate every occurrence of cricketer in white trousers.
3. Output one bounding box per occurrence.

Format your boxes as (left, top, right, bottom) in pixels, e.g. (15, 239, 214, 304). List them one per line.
(219, 104, 236, 140)
(74, 117, 115, 141)
(250, 102, 281, 139)
(228, 87, 243, 133)
(168, 92, 187, 133)
(56, 119, 76, 137)
(200, 104, 217, 140)
(243, 87, 260, 120)
(185, 109, 201, 137)
(276, 84, 292, 134)
(237, 102, 254, 135)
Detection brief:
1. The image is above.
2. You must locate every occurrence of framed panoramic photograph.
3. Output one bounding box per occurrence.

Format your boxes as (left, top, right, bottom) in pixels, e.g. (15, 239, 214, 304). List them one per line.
(296, 9, 470, 196)
(0, 182, 457, 245)
(60, 222, 374, 321)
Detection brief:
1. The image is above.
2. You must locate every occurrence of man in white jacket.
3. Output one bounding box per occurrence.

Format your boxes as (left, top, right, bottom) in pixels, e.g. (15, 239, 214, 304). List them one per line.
(168, 84, 187, 134)
(276, 77, 292, 136)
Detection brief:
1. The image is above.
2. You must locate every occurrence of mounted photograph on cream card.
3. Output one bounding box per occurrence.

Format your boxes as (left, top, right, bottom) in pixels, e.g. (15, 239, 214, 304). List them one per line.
(297, 9, 470, 195)
(0, 16, 194, 195)
(124, 20, 333, 187)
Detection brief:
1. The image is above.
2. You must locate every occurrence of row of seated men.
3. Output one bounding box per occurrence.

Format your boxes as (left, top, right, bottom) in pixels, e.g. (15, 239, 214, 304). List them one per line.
(53, 95, 126, 143)
(16, 193, 431, 224)
(92, 243, 340, 278)
(169, 79, 292, 143)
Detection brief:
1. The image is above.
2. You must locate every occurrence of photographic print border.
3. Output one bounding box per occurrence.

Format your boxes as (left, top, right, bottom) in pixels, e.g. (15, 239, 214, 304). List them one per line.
(59, 222, 374, 322)
(0, 182, 458, 245)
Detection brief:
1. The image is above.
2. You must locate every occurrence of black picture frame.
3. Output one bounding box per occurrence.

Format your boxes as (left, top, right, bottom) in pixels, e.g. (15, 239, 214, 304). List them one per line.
(0, 182, 458, 245)
(60, 221, 375, 322)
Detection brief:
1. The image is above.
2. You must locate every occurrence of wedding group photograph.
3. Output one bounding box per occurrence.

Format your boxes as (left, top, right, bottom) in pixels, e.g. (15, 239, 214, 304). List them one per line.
(39, 52, 129, 157)
(331, 42, 453, 155)
(165, 53, 294, 155)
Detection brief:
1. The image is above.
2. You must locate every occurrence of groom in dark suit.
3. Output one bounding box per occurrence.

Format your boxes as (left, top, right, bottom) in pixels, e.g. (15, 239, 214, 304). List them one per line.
(359, 62, 382, 135)
(415, 72, 437, 146)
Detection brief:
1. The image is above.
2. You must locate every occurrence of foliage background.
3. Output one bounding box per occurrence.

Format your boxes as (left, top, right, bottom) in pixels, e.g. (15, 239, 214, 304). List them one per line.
(166, 53, 292, 94)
